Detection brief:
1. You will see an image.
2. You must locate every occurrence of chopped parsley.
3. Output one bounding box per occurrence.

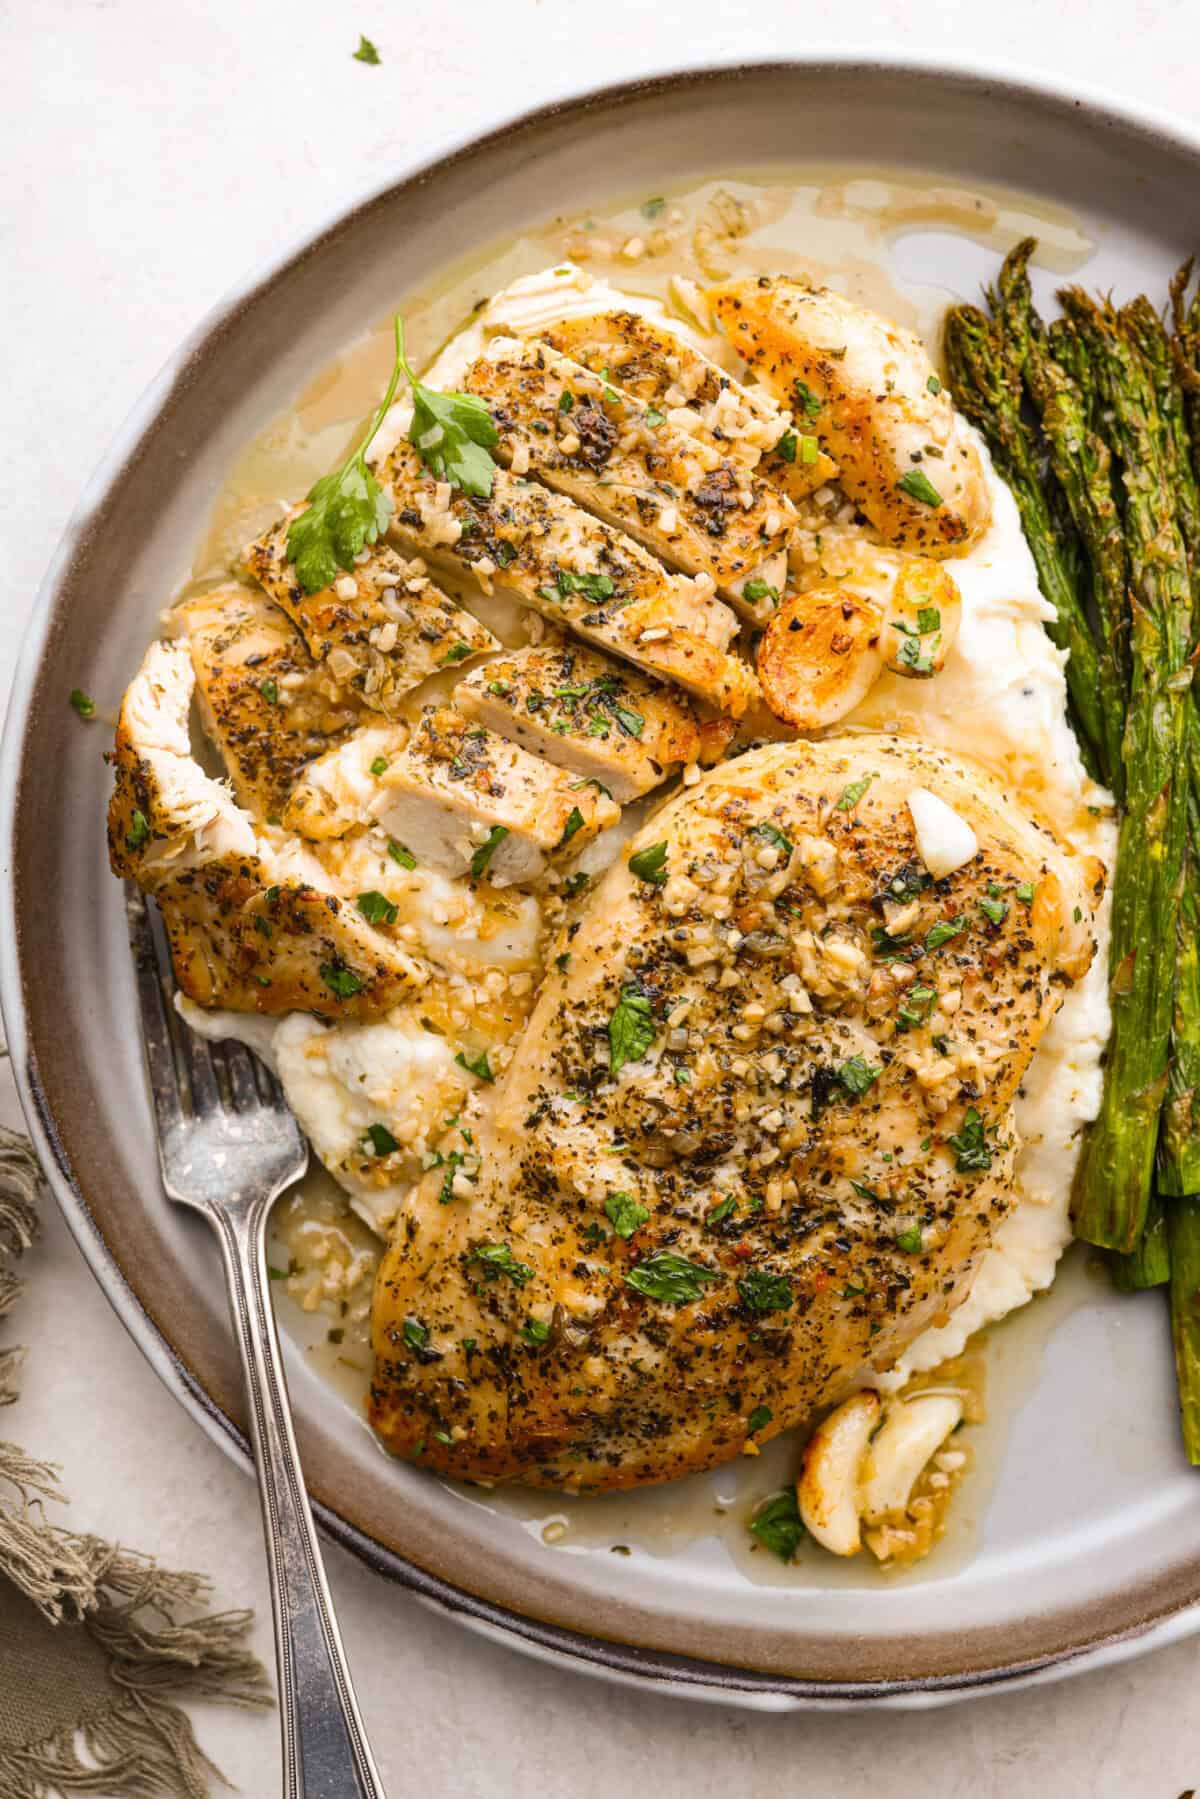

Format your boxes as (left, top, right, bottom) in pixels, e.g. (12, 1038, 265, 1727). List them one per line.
(605, 1191, 650, 1239)
(613, 703, 644, 738)
(563, 871, 590, 898)
(353, 33, 381, 63)
(320, 962, 363, 999)
(363, 1122, 399, 1157)
(747, 1404, 772, 1435)
(520, 1317, 551, 1346)
(800, 434, 820, 463)
(895, 1225, 924, 1253)
(441, 642, 472, 664)
(402, 1319, 429, 1352)
(387, 840, 417, 870)
(707, 1196, 737, 1227)
(925, 915, 968, 952)
(839, 1055, 881, 1096)
(793, 379, 822, 419)
(644, 407, 666, 428)
(469, 1242, 534, 1286)
(743, 578, 780, 606)
(737, 1270, 793, 1314)
(125, 809, 149, 851)
(835, 773, 875, 812)
(641, 196, 666, 219)
(749, 1489, 805, 1562)
(628, 841, 669, 885)
(69, 688, 95, 718)
(624, 1250, 719, 1305)
(947, 1107, 993, 1172)
(926, 373, 942, 395)
(751, 821, 794, 856)
(979, 885, 1009, 927)
(1016, 880, 1037, 905)
(369, 755, 389, 775)
(897, 467, 943, 508)
(608, 986, 655, 1075)
(550, 568, 616, 604)
(557, 806, 586, 849)
(259, 678, 278, 705)
(469, 825, 509, 879)
(455, 1048, 494, 1082)
(774, 429, 798, 463)
(896, 983, 937, 1030)
(356, 890, 398, 925)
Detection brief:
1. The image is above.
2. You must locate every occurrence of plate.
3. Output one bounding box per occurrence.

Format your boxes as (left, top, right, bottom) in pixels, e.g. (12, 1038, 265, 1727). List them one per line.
(6, 57, 1200, 1709)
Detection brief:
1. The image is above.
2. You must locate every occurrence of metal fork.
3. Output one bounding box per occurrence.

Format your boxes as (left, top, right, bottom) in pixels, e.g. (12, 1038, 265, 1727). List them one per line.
(127, 885, 385, 1799)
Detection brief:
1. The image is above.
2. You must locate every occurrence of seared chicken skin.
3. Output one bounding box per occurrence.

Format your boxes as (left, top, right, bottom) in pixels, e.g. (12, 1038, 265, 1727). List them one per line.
(375, 442, 756, 717)
(246, 528, 498, 715)
(369, 735, 1097, 1489)
(178, 585, 359, 819)
(462, 336, 795, 619)
(538, 309, 839, 505)
(709, 277, 992, 556)
(108, 643, 421, 1020)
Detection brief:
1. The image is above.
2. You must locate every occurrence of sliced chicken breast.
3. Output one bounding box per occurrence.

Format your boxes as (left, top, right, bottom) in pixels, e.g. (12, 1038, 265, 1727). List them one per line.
(109, 642, 421, 1019)
(368, 734, 1098, 1488)
(177, 585, 359, 821)
(539, 309, 839, 505)
(283, 723, 410, 840)
(453, 641, 732, 802)
(375, 441, 756, 716)
(708, 277, 992, 556)
(245, 529, 498, 714)
(461, 335, 794, 619)
(367, 706, 620, 887)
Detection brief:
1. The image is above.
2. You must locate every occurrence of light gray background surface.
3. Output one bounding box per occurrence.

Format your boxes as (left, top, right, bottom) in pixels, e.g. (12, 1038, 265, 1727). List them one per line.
(4, 3, 1199, 1792)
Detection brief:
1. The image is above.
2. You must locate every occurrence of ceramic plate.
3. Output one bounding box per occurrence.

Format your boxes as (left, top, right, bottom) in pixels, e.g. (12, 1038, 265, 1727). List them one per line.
(6, 57, 1200, 1709)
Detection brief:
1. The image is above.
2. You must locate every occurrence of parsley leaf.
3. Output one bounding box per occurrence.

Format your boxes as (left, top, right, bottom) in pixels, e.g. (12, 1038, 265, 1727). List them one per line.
(897, 467, 943, 508)
(455, 1048, 494, 1082)
(839, 1055, 881, 1096)
(469, 825, 509, 879)
(69, 688, 95, 719)
(387, 840, 417, 870)
(751, 821, 793, 856)
(286, 316, 407, 593)
(707, 1196, 737, 1227)
(774, 429, 798, 463)
(557, 806, 586, 849)
(641, 196, 666, 219)
(125, 809, 149, 851)
(749, 1489, 805, 1562)
(624, 1250, 719, 1304)
(1016, 880, 1037, 905)
(364, 1122, 399, 1156)
(520, 1316, 551, 1345)
(896, 983, 937, 1030)
(605, 1191, 650, 1239)
(835, 774, 875, 812)
(979, 888, 1009, 927)
(737, 1270, 793, 1314)
(747, 1404, 772, 1435)
(369, 755, 389, 776)
(397, 319, 499, 498)
(353, 33, 381, 63)
(947, 1106, 993, 1172)
(320, 961, 363, 998)
(356, 889, 398, 925)
(628, 841, 669, 885)
(793, 379, 822, 419)
(925, 915, 968, 952)
(469, 1242, 534, 1286)
(896, 1225, 924, 1253)
(402, 1319, 429, 1352)
(608, 986, 656, 1075)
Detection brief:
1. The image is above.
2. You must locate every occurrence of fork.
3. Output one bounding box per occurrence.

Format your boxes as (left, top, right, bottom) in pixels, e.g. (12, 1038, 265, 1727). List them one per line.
(127, 885, 385, 1799)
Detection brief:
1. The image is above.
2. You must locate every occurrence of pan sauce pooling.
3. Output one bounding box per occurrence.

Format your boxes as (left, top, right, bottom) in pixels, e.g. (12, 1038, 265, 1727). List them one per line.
(110, 246, 1113, 1570)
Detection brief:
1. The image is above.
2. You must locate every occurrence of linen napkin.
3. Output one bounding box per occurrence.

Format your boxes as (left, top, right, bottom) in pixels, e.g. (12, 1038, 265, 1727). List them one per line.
(0, 1122, 272, 1797)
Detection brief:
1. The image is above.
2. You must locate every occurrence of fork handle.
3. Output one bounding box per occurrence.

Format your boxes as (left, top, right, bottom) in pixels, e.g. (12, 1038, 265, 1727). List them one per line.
(212, 1201, 386, 1799)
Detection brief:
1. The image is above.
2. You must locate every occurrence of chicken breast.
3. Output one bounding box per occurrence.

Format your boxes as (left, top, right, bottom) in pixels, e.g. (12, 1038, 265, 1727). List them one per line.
(708, 277, 992, 556)
(462, 335, 795, 619)
(376, 441, 756, 715)
(368, 734, 1097, 1489)
(245, 527, 498, 715)
(368, 706, 621, 887)
(177, 585, 359, 821)
(453, 641, 732, 803)
(539, 309, 839, 505)
(109, 642, 421, 1019)
(283, 724, 409, 841)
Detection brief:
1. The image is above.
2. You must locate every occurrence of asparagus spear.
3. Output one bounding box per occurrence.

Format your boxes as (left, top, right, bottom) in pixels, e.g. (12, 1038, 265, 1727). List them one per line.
(943, 302, 1108, 784)
(986, 243, 1127, 793)
(1169, 1197, 1200, 1462)
(1111, 1191, 1171, 1290)
(1064, 292, 1193, 1250)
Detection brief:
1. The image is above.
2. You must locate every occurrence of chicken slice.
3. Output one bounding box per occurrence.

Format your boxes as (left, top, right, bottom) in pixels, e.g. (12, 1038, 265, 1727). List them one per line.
(366, 706, 620, 887)
(245, 528, 498, 715)
(539, 309, 839, 506)
(282, 723, 409, 841)
(461, 335, 794, 620)
(108, 641, 421, 1019)
(177, 585, 359, 821)
(376, 441, 756, 716)
(708, 277, 992, 556)
(368, 734, 1098, 1488)
(453, 641, 732, 803)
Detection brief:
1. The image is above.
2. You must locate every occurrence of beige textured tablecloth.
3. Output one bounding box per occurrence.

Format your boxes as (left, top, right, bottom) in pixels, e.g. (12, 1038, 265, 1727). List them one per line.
(0, 1124, 271, 1798)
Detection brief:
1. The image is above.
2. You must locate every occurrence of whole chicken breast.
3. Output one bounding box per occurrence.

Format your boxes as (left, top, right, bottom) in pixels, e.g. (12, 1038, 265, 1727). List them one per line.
(709, 277, 992, 556)
(369, 735, 1098, 1490)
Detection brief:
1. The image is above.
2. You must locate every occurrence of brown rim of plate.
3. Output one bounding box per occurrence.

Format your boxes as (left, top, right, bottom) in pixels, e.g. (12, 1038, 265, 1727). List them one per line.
(5, 56, 1200, 1706)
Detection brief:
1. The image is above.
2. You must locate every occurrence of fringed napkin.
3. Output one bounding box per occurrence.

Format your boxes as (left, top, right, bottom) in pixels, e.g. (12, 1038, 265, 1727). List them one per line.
(0, 1124, 272, 1797)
